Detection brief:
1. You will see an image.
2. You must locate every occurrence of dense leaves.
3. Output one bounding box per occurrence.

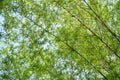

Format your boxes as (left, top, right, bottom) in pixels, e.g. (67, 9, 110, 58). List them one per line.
(0, 0, 120, 80)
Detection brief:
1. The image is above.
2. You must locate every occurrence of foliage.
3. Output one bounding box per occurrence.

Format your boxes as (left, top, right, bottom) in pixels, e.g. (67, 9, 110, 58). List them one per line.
(0, 0, 120, 80)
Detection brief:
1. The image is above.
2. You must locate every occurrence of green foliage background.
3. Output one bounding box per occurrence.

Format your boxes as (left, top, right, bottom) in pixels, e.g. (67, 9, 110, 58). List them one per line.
(0, 0, 120, 80)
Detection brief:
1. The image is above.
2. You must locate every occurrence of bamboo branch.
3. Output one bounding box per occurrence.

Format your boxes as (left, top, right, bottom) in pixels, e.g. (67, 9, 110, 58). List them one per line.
(63, 7, 120, 59)
(83, 0, 120, 43)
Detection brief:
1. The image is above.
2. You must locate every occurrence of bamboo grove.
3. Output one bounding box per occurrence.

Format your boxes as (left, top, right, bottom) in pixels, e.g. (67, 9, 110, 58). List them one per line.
(0, 0, 120, 80)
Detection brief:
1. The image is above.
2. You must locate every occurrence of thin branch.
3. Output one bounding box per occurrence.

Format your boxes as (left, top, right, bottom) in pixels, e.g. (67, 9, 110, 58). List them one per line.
(83, 0, 120, 43)
(63, 7, 120, 59)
